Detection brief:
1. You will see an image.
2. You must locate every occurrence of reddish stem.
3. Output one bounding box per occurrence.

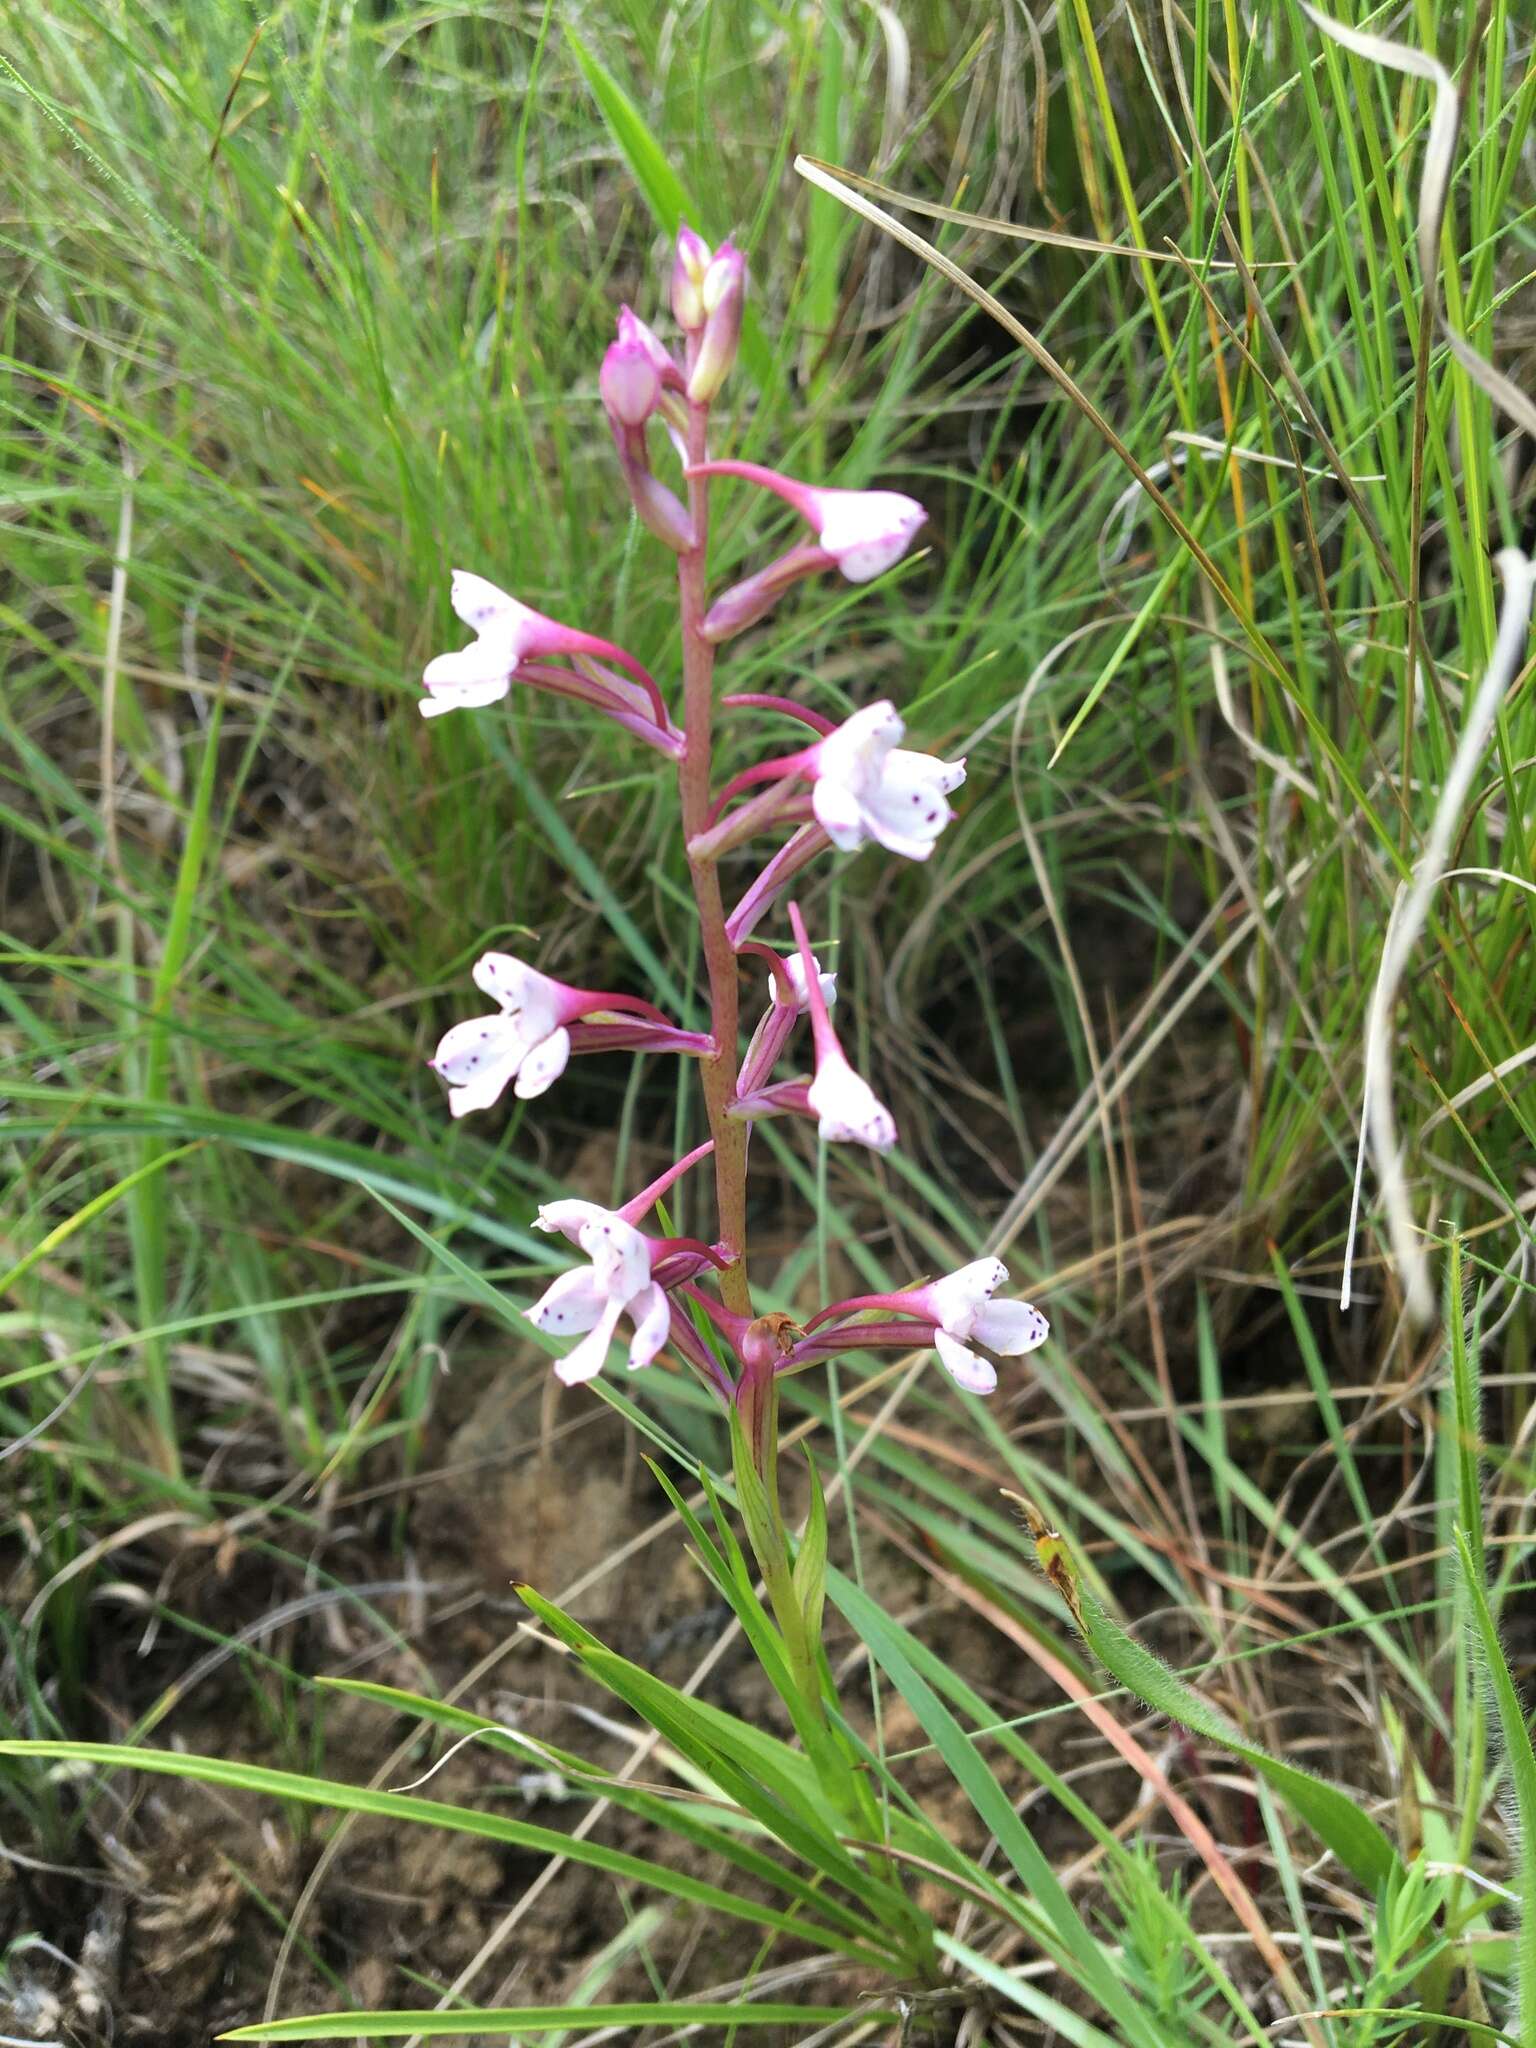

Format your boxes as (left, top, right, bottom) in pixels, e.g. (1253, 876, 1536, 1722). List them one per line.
(678, 399, 753, 1314)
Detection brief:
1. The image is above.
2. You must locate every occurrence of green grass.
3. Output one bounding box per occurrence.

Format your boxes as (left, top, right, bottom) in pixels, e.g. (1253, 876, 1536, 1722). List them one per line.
(4, 0, 1536, 2040)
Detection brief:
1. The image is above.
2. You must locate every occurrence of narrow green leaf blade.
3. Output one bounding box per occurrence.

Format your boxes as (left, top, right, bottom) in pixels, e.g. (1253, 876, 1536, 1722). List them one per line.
(220, 2002, 868, 2040)
(1026, 1524, 1402, 1891)
(563, 27, 771, 387)
(0, 1741, 846, 1954)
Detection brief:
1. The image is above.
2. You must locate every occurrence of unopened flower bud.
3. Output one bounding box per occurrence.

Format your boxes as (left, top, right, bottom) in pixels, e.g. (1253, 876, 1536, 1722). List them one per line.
(600, 338, 661, 429)
(671, 222, 712, 332)
(687, 240, 745, 403)
(617, 305, 678, 383)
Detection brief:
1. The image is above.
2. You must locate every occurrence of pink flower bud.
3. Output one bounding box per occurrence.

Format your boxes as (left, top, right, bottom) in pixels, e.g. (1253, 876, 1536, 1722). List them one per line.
(671, 223, 712, 332)
(687, 240, 745, 403)
(600, 338, 661, 428)
(617, 305, 680, 384)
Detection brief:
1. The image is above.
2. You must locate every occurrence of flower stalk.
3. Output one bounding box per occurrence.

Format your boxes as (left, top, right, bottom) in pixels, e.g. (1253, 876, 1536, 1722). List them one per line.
(678, 394, 754, 1313)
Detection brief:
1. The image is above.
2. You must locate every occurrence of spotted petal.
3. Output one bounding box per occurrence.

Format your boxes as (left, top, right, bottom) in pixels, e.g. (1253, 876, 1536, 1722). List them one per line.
(934, 1327, 997, 1395)
(575, 1211, 652, 1300)
(625, 1281, 671, 1370)
(431, 1012, 530, 1117)
(815, 701, 903, 795)
(927, 1258, 1006, 1340)
(811, 775, 868, 852)
(450, 569, 536, 641)
(525, 1265, 606, 1337)
(513, 1026, 571, 1100)
(554, 1294, 627, 1385)
(533, 1199, 610, 1244)
(473, 954, 566, 1038)
(859, 753, 960, 861)
(972, 1298, 1049, 1355)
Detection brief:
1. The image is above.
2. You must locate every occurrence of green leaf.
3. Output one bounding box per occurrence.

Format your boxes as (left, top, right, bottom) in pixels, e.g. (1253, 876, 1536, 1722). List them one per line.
(563, 30, 691, 241)
(1454, 1526, 1536, 2037)
(320, 1679, 887, 1948)
(515, 1586, 912, 1932)
(791, 1449, 829, 1655)
(0, 1741, 856, 1957)
(0, 1140, 202, 1297)
(1021, 1515, 1402, 1892)
(220, 2002, 868, 2040)
(826, 1569, 1171, 2048)
(563, 26, 771, 388)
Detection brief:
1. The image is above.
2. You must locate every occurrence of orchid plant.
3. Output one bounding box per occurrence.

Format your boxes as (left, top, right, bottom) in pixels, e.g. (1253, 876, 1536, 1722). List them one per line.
(419, 223, 1049, 1958)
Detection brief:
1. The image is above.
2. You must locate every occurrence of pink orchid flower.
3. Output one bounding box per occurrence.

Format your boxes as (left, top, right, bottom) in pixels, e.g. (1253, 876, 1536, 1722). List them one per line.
(422, 571, 669, 729)
(789, 902, 895, 1151)
(803, 1256, 1049, 1395)
(527, 1144, 723, 1385)
(686, 460, 926, 582)
(708, 699, 964, 864)
(526, 1202, 673, 1385)
(811, 700, 965, 860)
(430, 953, 687, 1117)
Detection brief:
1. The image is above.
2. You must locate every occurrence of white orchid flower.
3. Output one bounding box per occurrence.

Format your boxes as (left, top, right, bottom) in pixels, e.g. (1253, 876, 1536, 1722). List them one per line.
(809, 701, 965, 861)
(788, 901, 897, 1152)
(684, 461, 926, 583)
(526, 1201, 671, 1385)
(422, 571, 665, 722)
(923, 1257, 1050, 1394)
(783, 950, 837, 1012)
(430, 953, 573, 1117)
